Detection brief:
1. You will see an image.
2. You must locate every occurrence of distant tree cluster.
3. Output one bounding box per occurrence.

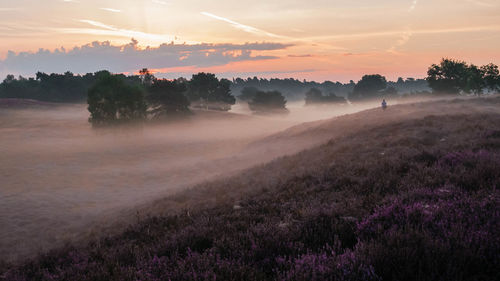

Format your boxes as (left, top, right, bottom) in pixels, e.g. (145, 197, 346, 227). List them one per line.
(232, 76, 430, 102)
(427, 59, 500, 95)
(305, 88, 346, 105)
(347, 74, 399, 100)
(236, 86, 289, 114)
(86, 70, 236, 126)
(87, 73, 146, 126)
(0, 71, 130, 102)
(186, 73, 235, 111)
(234, 76, 430, 103)
(248, 90, 288, 115)
(237, 86, 259, 102)
(146, 79, 190, 119)
(390, 77, 430, 94)
(232, 77, 356, 102)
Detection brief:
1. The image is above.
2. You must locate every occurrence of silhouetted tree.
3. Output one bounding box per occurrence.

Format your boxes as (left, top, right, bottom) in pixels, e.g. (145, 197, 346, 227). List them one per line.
(238, 86, 259, 101)
(382, 86, 398, 96)
(465, 64, 486, 95)
(146, 79, 190, 119)
(3, 74, 15, 84)
(248, 90, 288, 114)
(305, 88, 323, 104)
(87, 73, 146, 126)
(389, 77, 430, 94)
(139, 68, 154, 86)
(349, 74, 387, 100)
(426, 59, 470, 94)
(481, 63, 500, 92)
(187, 72, 219, 102)
(305, 88, 346, 105)
(187, 73, 235, 111)
(214, 78, 236, 110)
(427, 59, 500, 95)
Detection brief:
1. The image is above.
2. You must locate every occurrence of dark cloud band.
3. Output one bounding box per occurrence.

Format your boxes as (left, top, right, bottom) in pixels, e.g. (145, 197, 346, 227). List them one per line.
(0, 40, 291, 76)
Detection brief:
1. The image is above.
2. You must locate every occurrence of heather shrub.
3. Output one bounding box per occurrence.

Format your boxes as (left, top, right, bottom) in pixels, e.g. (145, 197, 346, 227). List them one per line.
(298, 209, 357, 251)
(436, 150, 500, 191)
(277, 249, 380, 281)
(356, 192, 500, 281)
(2, 109, 500, 281)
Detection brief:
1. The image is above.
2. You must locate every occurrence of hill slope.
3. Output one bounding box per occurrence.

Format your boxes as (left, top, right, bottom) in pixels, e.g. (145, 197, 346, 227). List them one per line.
(2, 97, 500, 280)
(248, 97, 500, 157)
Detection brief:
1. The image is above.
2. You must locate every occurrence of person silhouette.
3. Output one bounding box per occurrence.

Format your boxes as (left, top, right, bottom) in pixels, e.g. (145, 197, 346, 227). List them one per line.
(381, 99, 387, 110)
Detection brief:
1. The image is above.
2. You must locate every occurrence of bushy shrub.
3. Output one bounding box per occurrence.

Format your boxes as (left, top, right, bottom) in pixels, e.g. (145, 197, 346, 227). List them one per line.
(248, 90, 288, 114)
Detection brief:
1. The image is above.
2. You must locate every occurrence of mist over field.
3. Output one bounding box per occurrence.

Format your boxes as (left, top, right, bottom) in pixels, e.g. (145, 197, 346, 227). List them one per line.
(1, 0, 500, 277)
(0, 101, 385, 262)
(0, 91, 499, 281)
(0, 95, 495, 263)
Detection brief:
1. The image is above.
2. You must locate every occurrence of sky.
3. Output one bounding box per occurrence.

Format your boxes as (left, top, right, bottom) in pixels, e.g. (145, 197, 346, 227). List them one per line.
(0, 0, 499, 82)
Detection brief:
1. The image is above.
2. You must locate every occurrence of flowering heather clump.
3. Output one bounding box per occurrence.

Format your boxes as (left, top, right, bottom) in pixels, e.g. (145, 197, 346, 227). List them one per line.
(277, 249, 381, 281)
(356, 193, 499, 280)
(435, 150, 500, 191)
(1, 112, 500, 280)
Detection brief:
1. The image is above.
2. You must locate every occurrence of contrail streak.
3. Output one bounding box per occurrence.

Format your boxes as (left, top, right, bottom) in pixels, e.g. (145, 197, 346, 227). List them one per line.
(201, 12, 287, 39)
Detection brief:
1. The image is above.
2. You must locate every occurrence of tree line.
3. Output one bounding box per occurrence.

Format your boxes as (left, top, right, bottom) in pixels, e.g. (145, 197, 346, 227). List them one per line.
(0, 71, 430, 104)
(1, 58, 499, 126)
(0, 71, 127, 103)
(231, 76, 430, 101)
(347, 59, 499, 100)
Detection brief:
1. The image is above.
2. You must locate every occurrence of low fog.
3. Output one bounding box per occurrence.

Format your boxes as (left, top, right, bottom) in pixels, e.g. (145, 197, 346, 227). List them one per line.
(0, 100, 388, 262)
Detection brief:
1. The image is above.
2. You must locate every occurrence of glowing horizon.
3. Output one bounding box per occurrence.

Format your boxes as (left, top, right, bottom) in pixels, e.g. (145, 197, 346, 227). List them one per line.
(1, 0, 499, 82)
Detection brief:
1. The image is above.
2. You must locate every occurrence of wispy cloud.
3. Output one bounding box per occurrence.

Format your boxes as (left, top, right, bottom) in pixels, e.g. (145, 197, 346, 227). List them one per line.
(388, 28, 413, 53)
(152, 0, 170, 5)
(200, 13, 345, 51)
(100, 8, 121, 13)
(288, 54, 313, 58)
(390, 0, 418, 53)
(414, 25, 500, 35)
(201, 12, 287, 39)
(409, 0, 418, 12)
(303, 25, 500, 41)
(61, 0, 80, 3)
(78, 20, 113, 30)
(55, 19, 180, 44)
(465, 0, 498, 7)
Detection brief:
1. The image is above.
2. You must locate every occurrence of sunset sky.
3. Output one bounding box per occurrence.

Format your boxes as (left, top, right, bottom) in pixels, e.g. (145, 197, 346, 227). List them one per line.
(0, 0, 499, 82)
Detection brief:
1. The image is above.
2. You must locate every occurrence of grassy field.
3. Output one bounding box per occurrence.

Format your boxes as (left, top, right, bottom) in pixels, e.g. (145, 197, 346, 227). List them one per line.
(1, 97, 499, 280)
